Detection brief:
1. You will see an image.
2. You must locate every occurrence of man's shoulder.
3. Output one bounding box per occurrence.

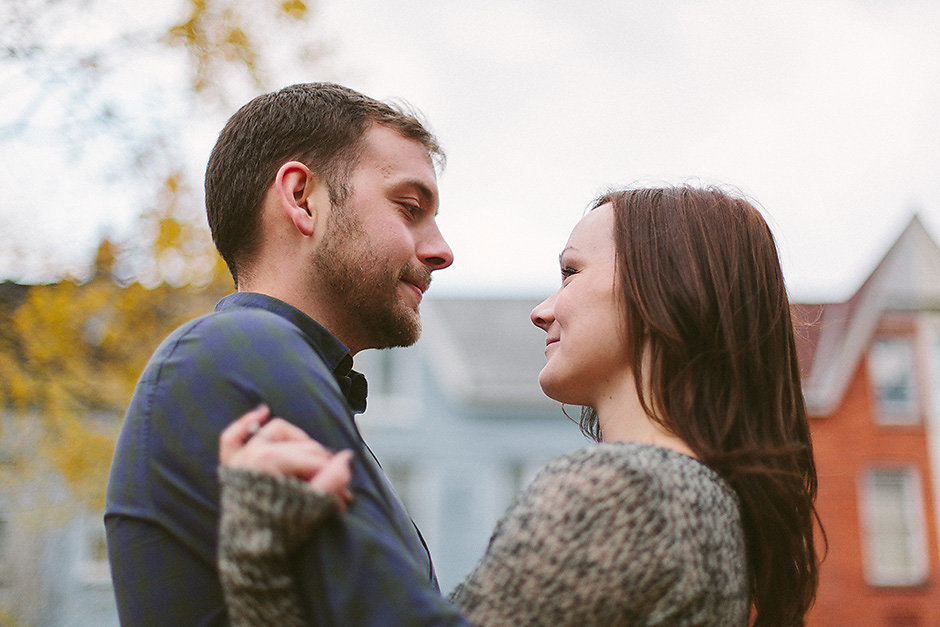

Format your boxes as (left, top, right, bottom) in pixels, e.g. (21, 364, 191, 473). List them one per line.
(153, 305, 319, 364)
(109, 306, 344, 510)
(129, 305, 336, 416)
(177, 304, 305, 338)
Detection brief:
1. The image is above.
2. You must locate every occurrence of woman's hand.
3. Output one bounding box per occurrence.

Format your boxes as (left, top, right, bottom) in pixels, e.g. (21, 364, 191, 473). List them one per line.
(219, 405, 354, 510)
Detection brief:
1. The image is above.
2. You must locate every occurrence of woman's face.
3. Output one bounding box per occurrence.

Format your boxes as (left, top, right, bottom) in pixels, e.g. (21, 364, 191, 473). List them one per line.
(530, 203, 631, 406)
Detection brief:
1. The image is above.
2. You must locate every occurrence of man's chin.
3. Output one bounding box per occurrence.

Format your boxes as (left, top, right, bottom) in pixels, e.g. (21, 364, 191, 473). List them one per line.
(371, 308, 421, 349)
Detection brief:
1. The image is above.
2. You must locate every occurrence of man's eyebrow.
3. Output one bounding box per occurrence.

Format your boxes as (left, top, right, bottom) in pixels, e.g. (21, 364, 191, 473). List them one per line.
(395, 178, 438, 209)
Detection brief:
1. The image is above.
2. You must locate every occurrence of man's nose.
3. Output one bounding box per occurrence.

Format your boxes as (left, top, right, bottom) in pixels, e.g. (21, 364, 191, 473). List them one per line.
(419, 222, 454, 270)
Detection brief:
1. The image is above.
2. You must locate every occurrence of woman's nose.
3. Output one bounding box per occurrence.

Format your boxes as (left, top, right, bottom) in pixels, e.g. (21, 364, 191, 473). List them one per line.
(530, 293, 556, 331)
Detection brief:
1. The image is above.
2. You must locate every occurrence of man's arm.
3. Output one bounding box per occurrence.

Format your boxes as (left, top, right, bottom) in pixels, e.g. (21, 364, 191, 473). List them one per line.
(106, 314, 236, 627)
(106, 516, 229, 626)
(259, 375, 467, 622)
(108, 308, 467, 625)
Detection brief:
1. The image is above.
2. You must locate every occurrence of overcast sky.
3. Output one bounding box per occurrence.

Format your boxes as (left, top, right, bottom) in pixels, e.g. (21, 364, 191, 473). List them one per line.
(3, 0, 939, 303)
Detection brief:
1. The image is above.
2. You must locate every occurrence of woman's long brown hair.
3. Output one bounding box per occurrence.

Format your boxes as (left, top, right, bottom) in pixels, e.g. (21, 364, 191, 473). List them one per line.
(582, 186, 822, 626)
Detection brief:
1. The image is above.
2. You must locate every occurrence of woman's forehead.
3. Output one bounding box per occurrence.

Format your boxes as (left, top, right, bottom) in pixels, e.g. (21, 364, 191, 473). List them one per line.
(565, 203, 615, 250)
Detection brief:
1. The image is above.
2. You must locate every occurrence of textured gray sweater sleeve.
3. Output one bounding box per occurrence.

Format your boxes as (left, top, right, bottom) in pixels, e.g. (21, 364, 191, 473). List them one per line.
(217, 466, 337, 627)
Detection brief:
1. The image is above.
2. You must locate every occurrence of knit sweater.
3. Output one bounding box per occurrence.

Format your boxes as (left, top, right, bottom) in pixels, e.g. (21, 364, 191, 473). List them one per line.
(218, 442, 749, 626)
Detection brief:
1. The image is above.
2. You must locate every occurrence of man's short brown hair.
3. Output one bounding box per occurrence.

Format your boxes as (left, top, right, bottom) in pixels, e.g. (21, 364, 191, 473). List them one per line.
(205, 83, 443, 284)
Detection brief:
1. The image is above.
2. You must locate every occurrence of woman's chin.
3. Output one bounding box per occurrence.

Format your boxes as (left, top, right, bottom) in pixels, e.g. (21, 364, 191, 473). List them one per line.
(538, 371, 579, 406)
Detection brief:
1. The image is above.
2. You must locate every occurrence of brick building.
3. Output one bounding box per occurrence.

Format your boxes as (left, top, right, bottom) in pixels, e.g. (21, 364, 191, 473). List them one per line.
(799, 216, 940, 626)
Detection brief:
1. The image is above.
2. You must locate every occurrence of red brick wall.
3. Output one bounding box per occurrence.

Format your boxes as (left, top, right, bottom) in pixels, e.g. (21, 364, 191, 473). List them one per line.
(807, 358, 940, 626)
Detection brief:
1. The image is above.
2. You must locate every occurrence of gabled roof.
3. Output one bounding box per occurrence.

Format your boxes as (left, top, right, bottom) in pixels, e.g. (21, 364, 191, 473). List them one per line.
(797, 215, 940, 416)
(421, 298, 557, 409)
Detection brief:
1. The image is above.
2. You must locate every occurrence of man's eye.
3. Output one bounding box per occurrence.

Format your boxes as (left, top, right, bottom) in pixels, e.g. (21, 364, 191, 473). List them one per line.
(399, 203, 421, 217)
(561, 267, 577, 280)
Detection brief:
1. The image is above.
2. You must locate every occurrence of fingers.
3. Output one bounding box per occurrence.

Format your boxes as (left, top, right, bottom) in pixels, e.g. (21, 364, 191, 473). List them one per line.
(219, 404, 271, 464)
(310, 450, 354, 501)
(229, 439, 332, 476)
(220, 405, 329, 466)
(254, 418, 326, 448)
(218, 406, 356, 511)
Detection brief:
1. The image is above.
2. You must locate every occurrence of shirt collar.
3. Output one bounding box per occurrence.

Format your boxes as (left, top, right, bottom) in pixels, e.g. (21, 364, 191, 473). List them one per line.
(215, 292, 368, 413)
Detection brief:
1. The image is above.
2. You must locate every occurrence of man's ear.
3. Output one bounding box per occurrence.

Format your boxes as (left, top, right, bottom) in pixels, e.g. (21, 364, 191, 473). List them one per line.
(273, 161, 325, 237)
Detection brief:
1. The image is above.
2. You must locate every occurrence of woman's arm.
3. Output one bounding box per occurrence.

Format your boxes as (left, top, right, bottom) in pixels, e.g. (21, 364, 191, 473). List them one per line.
(218, 467, 338, 626)
(215, 413, 636, 627)
(218, 406, 470, 625)
(217, 407, 353, 626)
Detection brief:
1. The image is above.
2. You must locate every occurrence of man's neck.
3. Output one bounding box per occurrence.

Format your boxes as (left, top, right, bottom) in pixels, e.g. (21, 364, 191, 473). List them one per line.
(236, 280, 363, 354)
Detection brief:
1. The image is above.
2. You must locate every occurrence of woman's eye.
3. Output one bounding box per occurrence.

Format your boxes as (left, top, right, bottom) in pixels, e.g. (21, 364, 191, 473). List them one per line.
(561, 267, 577, 281)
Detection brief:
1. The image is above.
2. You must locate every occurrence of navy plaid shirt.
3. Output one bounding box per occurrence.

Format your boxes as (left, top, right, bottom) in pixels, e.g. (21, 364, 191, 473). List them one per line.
(105, 292, 466, 626)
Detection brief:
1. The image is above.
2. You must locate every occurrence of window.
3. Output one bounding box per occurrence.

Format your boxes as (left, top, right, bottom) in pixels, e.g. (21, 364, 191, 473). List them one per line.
(76, 514, 111, 586)
(507, 459, 546, 497)
(0, 509, 8, 587)
(860, 467, 928, 586)
(354, 349, 406, 398)
(930, 336, 940, 415)
(868, 336, 920, 424)
(383, 460, 414, 513)
(353, 348, 419, 427)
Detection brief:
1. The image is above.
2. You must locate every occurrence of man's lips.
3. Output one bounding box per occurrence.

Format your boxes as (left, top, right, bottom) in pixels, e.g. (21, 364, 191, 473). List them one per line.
(401, 266, 431, 300)
(402, 280, 428, 300)
(545, 336, 560, 351)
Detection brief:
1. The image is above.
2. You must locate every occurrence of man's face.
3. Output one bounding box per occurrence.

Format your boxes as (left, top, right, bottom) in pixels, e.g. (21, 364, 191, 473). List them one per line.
(310, 124, 453, 350)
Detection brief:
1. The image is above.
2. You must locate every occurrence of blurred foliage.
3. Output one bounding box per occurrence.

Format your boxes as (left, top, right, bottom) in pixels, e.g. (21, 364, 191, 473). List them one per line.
(0, 241, 226, 508)
(0, 0, 331, 621)
(1, 0, 329, 278)
(0, 0, 328, 511)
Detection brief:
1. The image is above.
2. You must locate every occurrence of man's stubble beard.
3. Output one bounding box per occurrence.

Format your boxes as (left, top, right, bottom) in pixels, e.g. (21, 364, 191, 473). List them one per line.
(310, 204, 425, 349)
